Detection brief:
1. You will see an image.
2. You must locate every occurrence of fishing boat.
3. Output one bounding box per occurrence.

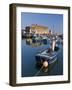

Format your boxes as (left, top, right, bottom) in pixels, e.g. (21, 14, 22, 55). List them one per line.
(32, 35, 42, 43)
(42, 36, 48, 44)
(35, 38, 60, 67)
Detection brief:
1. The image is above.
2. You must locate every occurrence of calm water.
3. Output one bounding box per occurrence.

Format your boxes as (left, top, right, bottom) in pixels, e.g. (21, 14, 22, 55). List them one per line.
(21, 39, 63, 77)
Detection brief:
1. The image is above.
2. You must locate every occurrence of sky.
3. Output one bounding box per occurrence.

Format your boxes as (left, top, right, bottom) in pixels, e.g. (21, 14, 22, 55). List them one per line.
(21, 12, 63, 34)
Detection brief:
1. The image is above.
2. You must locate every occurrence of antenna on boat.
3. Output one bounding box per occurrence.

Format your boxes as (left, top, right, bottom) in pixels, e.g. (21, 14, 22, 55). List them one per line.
(53, 25, 54, 34)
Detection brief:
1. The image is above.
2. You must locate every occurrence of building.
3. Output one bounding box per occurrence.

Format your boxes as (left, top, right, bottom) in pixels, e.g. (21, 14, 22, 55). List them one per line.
(30, 24, 49, 35)
(24, 24, 49, 35)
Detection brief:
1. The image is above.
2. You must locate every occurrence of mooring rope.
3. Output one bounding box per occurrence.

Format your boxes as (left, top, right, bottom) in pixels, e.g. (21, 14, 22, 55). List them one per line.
(34, 65, 44, 76)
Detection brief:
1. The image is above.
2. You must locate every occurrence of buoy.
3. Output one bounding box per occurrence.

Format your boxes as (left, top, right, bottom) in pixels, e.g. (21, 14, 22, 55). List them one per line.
(43, 61, 48, 68)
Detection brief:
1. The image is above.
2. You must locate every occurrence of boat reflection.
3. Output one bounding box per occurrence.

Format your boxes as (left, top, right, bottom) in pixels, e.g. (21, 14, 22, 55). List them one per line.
(42, 68, 48, 72)
(35, 61, 49, 73)
(26, 38, 48, 47)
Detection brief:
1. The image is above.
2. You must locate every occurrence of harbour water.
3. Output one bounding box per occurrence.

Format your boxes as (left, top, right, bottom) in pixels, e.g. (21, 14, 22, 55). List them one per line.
(21, 39, 63, 77)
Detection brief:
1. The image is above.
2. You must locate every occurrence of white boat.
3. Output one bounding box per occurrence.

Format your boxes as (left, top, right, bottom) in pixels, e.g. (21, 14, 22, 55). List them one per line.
(32, 35, 42, 43)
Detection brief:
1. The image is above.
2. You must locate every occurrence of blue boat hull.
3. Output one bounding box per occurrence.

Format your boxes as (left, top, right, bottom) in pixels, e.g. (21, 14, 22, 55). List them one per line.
(35, 55, 57, 65)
